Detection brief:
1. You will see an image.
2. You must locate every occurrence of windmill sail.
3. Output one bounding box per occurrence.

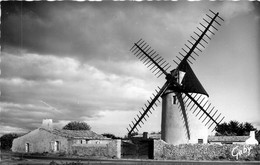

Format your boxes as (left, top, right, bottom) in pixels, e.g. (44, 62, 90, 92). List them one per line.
(126, 10, 225, 139)
(182, 92, 225, 130)
(174, 10, 224, 66)
(171, 10, 225, 131)
(130, 39, 171, 78)
(127, 81, 171, 135)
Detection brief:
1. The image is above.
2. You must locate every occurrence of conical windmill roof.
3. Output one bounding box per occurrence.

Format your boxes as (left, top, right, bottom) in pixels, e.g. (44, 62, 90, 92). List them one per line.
(178, 60, 209, 97)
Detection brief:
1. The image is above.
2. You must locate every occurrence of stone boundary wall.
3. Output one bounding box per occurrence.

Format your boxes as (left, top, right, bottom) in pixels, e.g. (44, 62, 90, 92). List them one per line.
(154, 140, 260, 161)
(71, 139, 121, 159)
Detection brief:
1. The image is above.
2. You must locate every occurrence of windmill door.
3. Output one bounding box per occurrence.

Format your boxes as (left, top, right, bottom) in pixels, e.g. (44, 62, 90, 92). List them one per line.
(121, 139, 154, 159)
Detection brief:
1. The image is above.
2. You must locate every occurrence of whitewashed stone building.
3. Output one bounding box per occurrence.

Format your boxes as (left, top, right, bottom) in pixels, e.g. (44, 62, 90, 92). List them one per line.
(12, 119, 121, 158)
(208, 131, 259, 145)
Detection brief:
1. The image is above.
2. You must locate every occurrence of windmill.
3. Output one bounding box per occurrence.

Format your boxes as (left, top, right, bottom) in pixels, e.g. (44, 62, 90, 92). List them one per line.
(127, 10, 225, 144)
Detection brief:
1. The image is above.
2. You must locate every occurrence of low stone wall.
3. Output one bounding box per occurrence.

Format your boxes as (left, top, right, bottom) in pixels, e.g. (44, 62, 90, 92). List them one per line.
(154, 140, 260, 161)
(71, 139, 121, 159)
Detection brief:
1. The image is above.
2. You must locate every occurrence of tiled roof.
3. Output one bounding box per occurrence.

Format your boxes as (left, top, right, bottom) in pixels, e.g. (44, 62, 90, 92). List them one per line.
(208, 136, 249, 142)
(40, 128, 106, 139)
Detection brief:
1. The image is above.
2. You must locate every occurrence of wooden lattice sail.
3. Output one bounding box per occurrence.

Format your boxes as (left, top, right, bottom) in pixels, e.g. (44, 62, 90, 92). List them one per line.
(127, 10, 225, 143)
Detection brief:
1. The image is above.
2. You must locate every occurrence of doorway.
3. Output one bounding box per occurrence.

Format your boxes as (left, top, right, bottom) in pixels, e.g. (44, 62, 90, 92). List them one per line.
(54, 141, 60, 151)
(25, 143, 30, 153)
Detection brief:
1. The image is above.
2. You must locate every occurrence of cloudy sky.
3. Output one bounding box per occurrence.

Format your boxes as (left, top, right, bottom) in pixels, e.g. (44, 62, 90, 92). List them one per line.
(1, 1, 259, 137)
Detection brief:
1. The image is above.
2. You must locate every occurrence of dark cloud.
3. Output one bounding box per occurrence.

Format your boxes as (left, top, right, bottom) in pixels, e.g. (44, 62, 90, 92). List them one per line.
(2, 2, 136, 61)
(1, 1, 210, 63)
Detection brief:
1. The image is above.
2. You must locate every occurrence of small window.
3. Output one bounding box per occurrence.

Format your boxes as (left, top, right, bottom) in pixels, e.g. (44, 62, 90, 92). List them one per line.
(81, 139, 86, 144)
(80, 140, 85, 144)
(198, 139, 203, 144)
(172, 96, 177, 104)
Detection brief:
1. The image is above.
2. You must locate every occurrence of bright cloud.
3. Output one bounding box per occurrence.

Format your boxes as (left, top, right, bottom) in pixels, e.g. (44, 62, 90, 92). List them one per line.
(1, 52, 158, 135)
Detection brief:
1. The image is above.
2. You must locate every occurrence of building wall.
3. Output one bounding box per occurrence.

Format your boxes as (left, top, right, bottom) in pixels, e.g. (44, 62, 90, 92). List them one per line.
(208, 141, 246, 145)
(187, 111, 208, 144)
(12, 129, 121, 159)
(12, 128, 69, 153)
(71, 139, 121, 159)
(154, 139, 260, 160)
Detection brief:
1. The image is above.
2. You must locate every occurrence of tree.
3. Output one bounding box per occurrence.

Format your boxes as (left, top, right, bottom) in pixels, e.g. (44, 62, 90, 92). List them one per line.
(242, 122, 256, 136)
(215, 122, 229, 136)
(62, 121, 91, 130)
(0, 133, 19, 150)
(215, 120, 256, 136)
(228, 120, 240, 135)
(102, 133, 121, 139)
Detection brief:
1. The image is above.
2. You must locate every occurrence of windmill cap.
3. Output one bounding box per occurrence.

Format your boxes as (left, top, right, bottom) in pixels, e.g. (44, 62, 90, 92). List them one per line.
(177, 60, 209, 97)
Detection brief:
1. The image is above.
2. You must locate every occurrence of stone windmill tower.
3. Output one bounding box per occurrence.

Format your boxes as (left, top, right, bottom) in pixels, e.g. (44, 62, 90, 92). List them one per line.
(127, 10, 225, 145)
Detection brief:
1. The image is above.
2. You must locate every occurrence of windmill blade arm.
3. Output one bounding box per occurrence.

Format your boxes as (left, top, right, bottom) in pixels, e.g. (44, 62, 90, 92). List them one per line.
(181, 12, 219, 63)
(184, 92, 219, 127)
(130, 39, 170, 78)
(175, 11, 223, 67)
(127, 81, 171, 136)
(135, 43, 168, 75)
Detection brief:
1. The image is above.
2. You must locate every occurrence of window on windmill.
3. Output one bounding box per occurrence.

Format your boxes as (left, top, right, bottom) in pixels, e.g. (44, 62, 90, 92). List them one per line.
(172, 96, 177, 104)
(198, 139, 203, 144)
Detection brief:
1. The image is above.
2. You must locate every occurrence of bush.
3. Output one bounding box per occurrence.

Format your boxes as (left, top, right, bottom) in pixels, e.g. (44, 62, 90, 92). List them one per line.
(62, 121, 91, 131)
(0, 133, 19, 150)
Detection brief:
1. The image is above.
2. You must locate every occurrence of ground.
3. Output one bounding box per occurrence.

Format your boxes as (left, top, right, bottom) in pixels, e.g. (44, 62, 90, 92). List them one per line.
(1, 151, 260, 165)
